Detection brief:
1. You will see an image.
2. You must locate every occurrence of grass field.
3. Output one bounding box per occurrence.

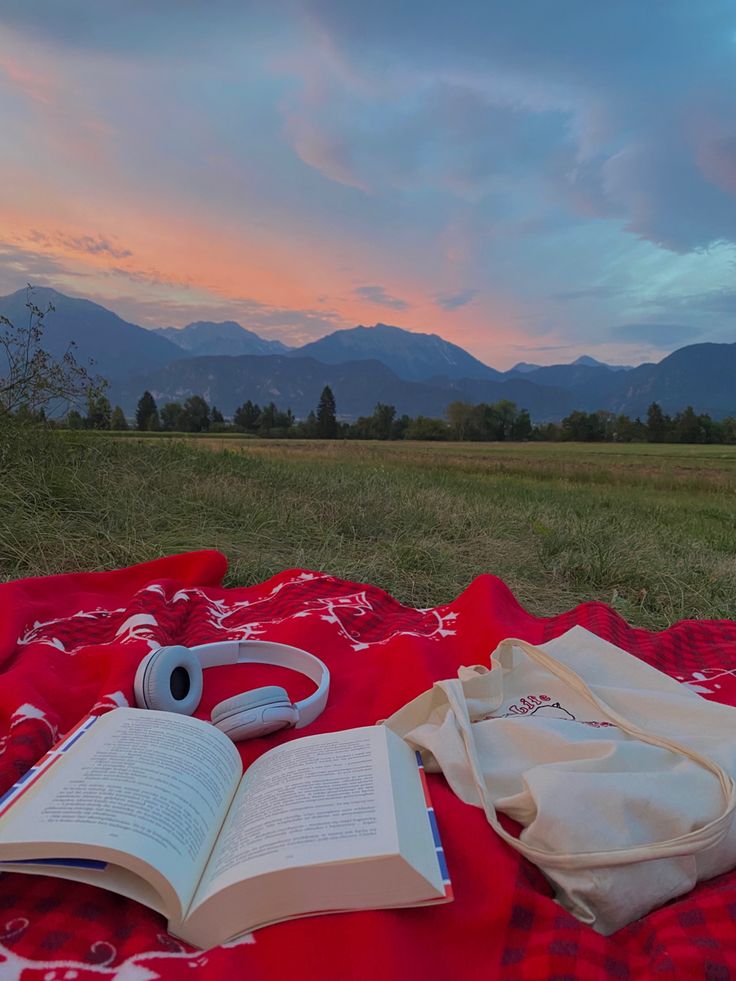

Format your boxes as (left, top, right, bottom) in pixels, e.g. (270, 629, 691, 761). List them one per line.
(3, 427, 736, 629)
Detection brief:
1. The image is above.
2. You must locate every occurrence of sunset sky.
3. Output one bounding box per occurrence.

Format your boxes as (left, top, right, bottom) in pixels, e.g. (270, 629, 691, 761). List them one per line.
(1, 1, 735, 368)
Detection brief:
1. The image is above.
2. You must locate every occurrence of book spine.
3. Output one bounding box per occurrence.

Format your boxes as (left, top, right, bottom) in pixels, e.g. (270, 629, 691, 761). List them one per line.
(0, 714, 100, 819)
(415, 751, 453, 899)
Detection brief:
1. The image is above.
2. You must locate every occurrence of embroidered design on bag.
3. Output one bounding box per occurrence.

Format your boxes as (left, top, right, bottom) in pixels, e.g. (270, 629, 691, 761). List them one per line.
(527, 701, 576, 720)
(474, 693, 616, 727)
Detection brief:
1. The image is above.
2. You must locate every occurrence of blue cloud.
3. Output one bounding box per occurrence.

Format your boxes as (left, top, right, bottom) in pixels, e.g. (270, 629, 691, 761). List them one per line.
(294, 1, 736, 251)
(353, 285, 409, 310)
(435, 288, 478, 310)
(551, 286, 628, 301)
(0, 0, 263, 54)
(610, 323, 703, 345)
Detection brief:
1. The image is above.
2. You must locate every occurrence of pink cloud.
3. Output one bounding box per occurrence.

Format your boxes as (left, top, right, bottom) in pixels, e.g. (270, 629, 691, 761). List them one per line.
(695, 129, 736, 197)
(0, 57, 55, 105)
(284, 114, 369, 191)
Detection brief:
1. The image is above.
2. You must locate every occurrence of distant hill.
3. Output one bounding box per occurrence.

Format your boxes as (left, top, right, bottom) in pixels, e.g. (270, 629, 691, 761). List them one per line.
(154, 321, 290, 357)
(572, 355, 633, 372)
(110, 354, 575, 422)
(502, 343, 736, 419)
(290, 323, 502, 382)
(508, 362, 626, 405)
(606, 343, 736, 418)
(508, 355, 632, 376)
(0, 287, 182, 380)
(509, 361, 542, 374)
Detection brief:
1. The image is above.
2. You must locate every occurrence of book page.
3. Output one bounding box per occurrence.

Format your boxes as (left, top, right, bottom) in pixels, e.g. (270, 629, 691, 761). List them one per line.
(0, 708, 242, 916)
(191, 726, 398, 908)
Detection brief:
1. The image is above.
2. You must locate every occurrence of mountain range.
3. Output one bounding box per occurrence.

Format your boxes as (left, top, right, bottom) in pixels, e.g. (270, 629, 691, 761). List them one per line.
(1, 287, 733, 422)
(509, 355, 633, 374)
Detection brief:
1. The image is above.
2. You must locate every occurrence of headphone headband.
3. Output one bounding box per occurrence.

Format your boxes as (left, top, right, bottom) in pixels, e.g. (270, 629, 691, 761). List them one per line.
(171, 639, 330, 729)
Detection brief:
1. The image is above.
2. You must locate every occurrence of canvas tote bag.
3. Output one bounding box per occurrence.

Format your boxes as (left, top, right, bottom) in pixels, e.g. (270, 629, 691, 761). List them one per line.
(384, 625, 736, 933)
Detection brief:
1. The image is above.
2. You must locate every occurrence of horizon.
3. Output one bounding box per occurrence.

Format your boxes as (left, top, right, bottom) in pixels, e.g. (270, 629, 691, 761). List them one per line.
(1, 3, 735, 370)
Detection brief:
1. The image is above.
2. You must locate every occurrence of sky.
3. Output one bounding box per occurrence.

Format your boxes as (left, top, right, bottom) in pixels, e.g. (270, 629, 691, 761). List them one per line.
(0, 1, 735, 369)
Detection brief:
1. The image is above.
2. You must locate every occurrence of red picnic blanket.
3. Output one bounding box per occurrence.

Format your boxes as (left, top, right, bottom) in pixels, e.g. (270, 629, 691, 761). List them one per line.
(1, 551, 736, 980)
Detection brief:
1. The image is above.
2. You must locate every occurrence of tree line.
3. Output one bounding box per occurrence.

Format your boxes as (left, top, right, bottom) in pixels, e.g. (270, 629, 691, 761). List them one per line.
(60, 386, 342, 438)
(56, 388, 736, 444)
(538, 403, 736, 444)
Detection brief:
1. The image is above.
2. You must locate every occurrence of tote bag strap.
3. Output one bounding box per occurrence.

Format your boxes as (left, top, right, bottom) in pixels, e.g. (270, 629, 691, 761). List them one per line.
(446, 637, 736, 871)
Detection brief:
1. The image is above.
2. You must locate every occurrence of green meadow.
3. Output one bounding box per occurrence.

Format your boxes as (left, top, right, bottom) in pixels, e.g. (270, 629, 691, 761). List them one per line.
(3, 428, 736, 629)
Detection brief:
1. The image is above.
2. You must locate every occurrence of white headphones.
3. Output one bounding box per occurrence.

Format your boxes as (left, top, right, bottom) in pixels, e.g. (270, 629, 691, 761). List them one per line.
(133, 639, 330, 742)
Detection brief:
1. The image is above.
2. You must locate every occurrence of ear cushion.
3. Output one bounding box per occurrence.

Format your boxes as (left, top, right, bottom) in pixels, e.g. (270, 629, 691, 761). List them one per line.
(134, 645, 203, 715)
(211, 686, 291, 726)
(211, 686, 297, 740)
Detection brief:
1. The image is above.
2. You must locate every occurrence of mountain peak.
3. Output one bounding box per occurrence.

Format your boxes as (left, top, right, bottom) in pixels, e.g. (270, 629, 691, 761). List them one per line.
(9, 285, 78, 306)
(291, 322, 501, 382)
(573, 354, 633, 371)
(153, 320, 290, 357)
(364, 322, 445, 343)
(0, 286, 182, 380)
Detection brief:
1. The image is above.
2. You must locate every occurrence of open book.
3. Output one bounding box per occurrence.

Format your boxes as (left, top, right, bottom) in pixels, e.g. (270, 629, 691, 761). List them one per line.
(0, 708, 451, 949)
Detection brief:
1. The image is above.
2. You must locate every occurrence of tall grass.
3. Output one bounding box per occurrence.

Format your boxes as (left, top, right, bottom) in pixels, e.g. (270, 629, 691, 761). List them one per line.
(3, 425, 736, 629)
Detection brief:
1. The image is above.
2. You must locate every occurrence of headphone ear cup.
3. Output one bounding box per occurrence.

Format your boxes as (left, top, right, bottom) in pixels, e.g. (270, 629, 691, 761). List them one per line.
(133, 645, 203, 716)
(211, 686, 298, 741)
